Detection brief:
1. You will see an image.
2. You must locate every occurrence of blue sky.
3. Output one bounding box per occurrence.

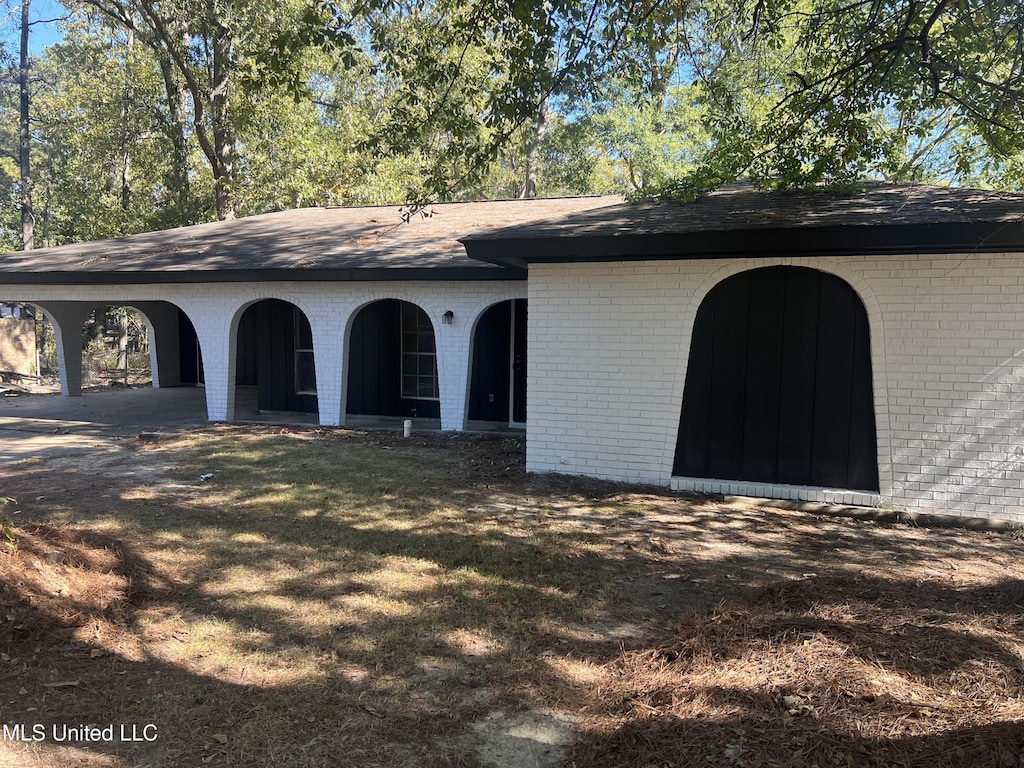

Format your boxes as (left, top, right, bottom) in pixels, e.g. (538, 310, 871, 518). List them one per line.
(29, 0, 67, 52)
(2, 0, 67, 54)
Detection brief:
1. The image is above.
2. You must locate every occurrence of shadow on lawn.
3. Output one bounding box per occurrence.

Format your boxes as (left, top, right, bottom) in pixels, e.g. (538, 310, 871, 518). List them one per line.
(572, 714, 1024, 768)
(1, 431, 1023, 767)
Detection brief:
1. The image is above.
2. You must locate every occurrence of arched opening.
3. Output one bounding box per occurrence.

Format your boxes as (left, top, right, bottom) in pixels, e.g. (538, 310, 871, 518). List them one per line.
(346, 299, 440, 421)
(674, 265, 878, 491)
(235, 299, 317, 415)
(468, 299, 527, 426)
(77, 307, 151, 388)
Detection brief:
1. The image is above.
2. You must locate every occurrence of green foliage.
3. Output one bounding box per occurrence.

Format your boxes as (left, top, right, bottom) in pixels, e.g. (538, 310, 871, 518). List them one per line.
(31, 21, 182, 241)
(4, 0, 1024, 249)
(657, 0, 1024, 197)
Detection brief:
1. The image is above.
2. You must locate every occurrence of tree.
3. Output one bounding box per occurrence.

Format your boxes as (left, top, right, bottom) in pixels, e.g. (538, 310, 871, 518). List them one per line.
(341, 0, 1024, 201)
(662, 0, 1024, 196)
(71, 0, 354, 220)
(347, 0, 693, 202)
(17, 0, 31, 248)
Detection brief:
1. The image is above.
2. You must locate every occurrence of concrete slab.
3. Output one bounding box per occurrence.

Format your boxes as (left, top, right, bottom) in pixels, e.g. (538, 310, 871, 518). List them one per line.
(0, 386, 209, 465)
(0, 386, 526, 467)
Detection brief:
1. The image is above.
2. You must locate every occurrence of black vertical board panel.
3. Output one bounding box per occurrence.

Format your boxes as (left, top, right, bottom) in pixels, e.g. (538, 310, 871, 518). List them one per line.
(775, 269, 820, 484)
(845, 301, 880, 490)
(177, 309, 199, 384)
(512, 299, 528, 423)
(235, 305, 258, 385)
(346, 308, 368, 414)
(349, 301, 383, 414)
(706, 274, 749, 480)
(810, 276, 855, 488)
(469, 302, 511, 421)
(271, 301, 291, 411)
(364, 303, 384, 414)
(741, 268, 786, 482)
(675, 265, 878, 490)
(673, 291, 716, 477)
(381, 301, 405, 415)
(349, 300, 409, 417)
(253, 302, 274, 410)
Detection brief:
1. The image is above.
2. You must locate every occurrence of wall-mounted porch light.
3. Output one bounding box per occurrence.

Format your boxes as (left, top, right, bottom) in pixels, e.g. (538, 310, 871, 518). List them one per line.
(442, 310, 455, 325)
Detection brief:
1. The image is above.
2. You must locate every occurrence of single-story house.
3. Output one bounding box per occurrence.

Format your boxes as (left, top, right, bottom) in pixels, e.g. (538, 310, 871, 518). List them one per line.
(3, 183, 1024, 522)
(0, 197, 619, 431)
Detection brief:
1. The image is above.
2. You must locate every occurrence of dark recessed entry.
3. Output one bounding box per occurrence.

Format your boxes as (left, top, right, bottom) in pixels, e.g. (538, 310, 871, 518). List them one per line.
(468, 299, 527, 425)
(177, 308, 203, 385)
(673, 266, 878, 492)
(235, 299, 318, 414)
(347, 299, 441, 419)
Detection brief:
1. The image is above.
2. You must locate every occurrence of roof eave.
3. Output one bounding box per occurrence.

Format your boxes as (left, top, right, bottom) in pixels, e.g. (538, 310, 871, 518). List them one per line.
(463, 221, 1024, 269)
(0, 266, 526, 285)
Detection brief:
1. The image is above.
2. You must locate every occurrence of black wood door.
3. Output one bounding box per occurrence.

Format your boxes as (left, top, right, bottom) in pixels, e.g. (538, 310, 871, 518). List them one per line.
(468, 301, 512, 422)
(673, 266, 878, 491)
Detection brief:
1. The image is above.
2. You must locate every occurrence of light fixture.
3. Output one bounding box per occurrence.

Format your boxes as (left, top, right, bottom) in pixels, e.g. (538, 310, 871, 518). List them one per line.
(442, 310, 454, 325)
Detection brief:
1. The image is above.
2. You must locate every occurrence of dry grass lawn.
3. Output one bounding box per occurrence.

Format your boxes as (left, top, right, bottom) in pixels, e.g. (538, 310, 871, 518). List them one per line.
(0, 425, 1022, 767)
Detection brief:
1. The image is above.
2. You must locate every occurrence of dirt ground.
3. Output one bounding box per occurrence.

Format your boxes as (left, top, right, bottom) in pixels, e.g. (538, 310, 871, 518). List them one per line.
(1, 425, 1022, 767)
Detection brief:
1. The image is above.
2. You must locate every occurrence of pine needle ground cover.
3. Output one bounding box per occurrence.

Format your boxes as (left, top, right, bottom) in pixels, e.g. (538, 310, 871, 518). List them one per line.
(0, 426, 1021, 768)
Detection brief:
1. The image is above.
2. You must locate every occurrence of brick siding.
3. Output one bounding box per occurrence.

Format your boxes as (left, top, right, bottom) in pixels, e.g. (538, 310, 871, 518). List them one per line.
(528, 254, 1024, 523)
(7, 281, 525, 430)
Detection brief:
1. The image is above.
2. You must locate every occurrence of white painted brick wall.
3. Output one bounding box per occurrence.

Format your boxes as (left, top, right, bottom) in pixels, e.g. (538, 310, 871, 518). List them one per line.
(528, 254, 1024, 523)
(6, 281, 525, 431)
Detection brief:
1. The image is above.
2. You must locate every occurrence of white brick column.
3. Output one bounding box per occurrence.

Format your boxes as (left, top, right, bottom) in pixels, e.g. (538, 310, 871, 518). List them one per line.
(176, 298, 235, 422)
(308, 310, 346, 427)
(434, 308, 473, 431)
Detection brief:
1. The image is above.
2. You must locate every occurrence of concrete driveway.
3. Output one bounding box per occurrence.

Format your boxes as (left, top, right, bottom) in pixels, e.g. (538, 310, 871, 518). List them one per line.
(0, 387, 209, 465)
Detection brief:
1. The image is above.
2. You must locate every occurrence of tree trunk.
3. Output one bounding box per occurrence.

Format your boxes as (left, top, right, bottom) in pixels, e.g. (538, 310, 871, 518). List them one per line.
(19, 0, 34, 250)
(41, 151, 52, 247)
(210, 6, 235, 220)
(519, 98, 547, 199)
(115, 313, 129, 372)
(157, 51, 192, 218)
(119, 28, 135, 225)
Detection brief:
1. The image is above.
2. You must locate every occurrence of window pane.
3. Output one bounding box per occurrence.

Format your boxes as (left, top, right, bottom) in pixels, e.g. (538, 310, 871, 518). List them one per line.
(296, 310, 313, 349)
(296, 351, 316, 393)
(399, 303, 438, 400)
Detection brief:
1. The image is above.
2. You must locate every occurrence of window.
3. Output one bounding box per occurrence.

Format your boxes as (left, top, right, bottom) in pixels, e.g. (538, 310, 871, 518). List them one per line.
(294, 308, 316, 394)
(400, 303, 438, 400)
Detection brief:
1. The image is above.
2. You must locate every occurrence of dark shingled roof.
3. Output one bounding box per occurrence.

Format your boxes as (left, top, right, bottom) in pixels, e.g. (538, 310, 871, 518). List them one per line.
(0, 196, 621, 284)
(461, 182, 1024, 268)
